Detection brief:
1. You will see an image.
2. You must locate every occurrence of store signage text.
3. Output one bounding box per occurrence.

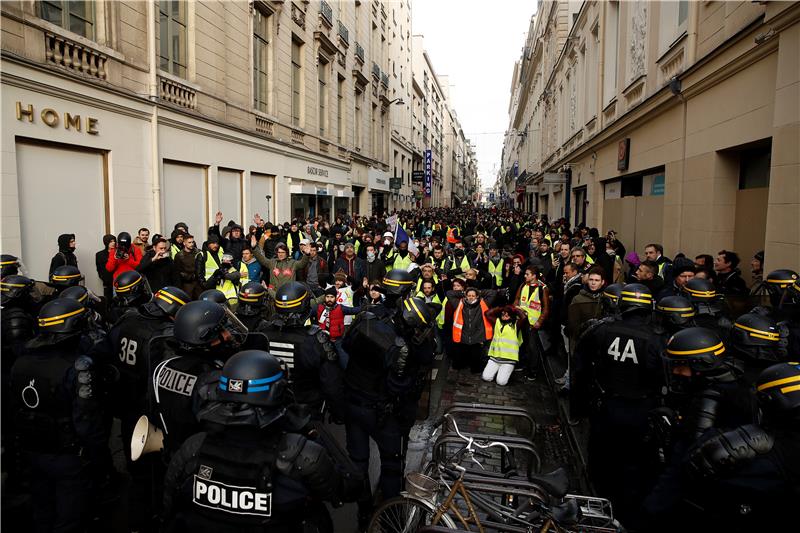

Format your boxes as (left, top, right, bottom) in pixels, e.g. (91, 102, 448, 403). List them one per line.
(16, 102, 99, 134)
(307, 166, 329, 178)
(424, 150, 432, 198)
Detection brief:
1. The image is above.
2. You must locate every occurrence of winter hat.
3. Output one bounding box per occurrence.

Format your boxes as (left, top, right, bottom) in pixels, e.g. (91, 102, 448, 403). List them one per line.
(207, 234, 220, 244)
(334, 271, 348, 283)
(324, 286, 338, 297)
(672, 257, 696, 277)
(624, 251, 641, 267)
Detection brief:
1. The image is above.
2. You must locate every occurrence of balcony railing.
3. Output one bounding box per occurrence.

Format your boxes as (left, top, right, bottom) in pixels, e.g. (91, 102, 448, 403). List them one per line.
(337, 21, 349, 46)
(355, 42, 365, 62)
(292, 129, 305, 145)
(255, 116, 274, 136)
(380, 72, 389, 88)
(372, 62, 380, 79)
(159, 75, 197, 109)
(45, 32, 108, 80)
(319, 0, 333, 27)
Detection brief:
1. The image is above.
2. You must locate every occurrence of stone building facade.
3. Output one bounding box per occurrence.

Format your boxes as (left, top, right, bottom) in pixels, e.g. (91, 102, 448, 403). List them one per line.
(1, 0, 475, 292)
(502, 0, 799, 275)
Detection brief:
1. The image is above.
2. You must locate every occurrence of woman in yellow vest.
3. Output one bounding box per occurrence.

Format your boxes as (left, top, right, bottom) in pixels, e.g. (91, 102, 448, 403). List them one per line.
(452, 287, 493, 373)
(513, 264, 551, 380)
(481, 306, 527, 386)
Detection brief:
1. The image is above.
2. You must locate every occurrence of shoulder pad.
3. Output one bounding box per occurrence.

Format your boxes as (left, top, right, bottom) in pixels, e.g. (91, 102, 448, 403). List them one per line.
(276, 432, 307, 471)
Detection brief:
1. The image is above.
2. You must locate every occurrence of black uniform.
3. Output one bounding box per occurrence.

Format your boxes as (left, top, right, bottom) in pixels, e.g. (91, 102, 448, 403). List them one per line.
(261, 318, 345, 419)
(572, 312, 663, 527)
(9, 335, 108, 532)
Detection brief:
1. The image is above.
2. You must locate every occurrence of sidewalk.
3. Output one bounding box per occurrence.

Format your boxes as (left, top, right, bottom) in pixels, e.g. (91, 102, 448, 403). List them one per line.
(407, 352, 591, 493)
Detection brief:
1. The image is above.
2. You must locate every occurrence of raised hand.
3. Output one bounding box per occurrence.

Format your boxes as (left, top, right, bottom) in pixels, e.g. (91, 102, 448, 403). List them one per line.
(215, 211, 223, 224)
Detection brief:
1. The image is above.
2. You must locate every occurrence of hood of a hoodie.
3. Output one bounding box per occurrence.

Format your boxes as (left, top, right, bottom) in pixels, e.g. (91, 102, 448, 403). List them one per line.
(170, 228, 184, 244)
(57, 233, 75, 253)
(102, 234, 115, 251)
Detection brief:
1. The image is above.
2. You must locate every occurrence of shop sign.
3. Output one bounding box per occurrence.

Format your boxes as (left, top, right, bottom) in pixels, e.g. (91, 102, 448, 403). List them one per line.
(316, 187, 329, 196)
(651, 174, 665, 196)
(16, 102, 99, 134)
(389, 177, 402, 190)
(424, 150, 432, 198)
(412, 170, 424, 183)
(307, 166, 330, 178)
(617, 138, 630, 171)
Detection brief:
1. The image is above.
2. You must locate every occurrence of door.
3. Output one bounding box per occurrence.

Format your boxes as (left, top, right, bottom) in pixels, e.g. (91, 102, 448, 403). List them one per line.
(249, 172, 275, 223)
(16, 141, 107, 294)
(217, 168, 243, 225)
(163, 161, 207, 238)
(734, 188, 768, 286)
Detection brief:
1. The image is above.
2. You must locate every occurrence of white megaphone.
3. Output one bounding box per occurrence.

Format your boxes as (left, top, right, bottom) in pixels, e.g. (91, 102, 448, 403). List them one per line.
(131, 415, 164, 461)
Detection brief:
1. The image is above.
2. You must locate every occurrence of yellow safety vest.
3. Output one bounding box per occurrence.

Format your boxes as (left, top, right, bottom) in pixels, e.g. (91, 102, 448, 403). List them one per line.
(585, 255, 595, 265)
(454, 256, 470, 274)
(204, 248, 237, 301)
(519, 283, 543, 326)
(415, 291, 445, 329)
(415, 274, 440, 293)
(488, 258, 504, 287)
(393, 252, 413, 272)
(487, 319, 522, 362)
(170, 243, 181, 259)
(286, 232, 306, 253)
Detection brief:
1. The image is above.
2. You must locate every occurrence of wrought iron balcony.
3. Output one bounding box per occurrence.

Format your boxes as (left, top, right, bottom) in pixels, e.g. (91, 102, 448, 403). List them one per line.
(355, 42, 365, 62)
(337, 21, 349, 46)
(319, 0, 333, 27)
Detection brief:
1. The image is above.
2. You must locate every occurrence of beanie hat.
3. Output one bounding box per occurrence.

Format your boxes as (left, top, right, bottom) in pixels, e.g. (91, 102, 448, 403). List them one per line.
(672, 257, 696, 277)
(624, 251, 641, 267)
(324, 286, 338, 297)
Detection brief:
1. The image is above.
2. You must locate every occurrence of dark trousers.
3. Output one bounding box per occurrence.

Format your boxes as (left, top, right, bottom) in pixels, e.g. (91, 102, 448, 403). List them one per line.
(520, 325, 543, 375)
(28, 453, 92, 533)
(451, 342, 486, 372)
(344, 401, 403, 513)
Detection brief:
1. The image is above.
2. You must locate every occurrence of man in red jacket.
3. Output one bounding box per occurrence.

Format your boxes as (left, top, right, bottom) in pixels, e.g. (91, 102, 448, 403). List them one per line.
(106, 231, 143, 279)
(315, 286, 359, 342)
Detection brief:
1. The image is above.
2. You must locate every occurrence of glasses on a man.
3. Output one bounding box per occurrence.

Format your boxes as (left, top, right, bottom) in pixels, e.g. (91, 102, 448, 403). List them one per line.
(571, 254, 584, 258)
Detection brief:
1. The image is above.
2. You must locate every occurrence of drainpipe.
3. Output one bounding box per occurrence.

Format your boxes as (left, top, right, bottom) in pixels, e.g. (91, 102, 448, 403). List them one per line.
(564, 166, 572, 225)
(147, 0, 161, 234)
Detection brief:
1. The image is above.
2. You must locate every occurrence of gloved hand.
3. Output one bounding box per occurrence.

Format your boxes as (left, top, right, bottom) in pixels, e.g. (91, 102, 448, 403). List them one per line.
(688, 425, 774, 478)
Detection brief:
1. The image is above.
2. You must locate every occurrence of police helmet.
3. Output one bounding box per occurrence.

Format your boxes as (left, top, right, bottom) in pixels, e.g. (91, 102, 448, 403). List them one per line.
(752, 269, 799, 309)
(50, 265, 84, 289)
(681, 278, 717, 303)
(113, 270, 151, 306)
(729, 313, 783, 363)
(663, 327, 727, 394)
(173, 300, 248, 352)
(151, 286, 190, 318)
(199, 289, 228, 307)
(217, 350, 288, 408)
(764, 269, 798, 290)
(59, 285, 92, 307)
(273, 281, 310, 315)
(117, 231, 132, 250)
(619, 283, 653, 314)
(1, 275, 34, 306)
(383, 269, 415, 297)
(655, 295, 696, 326)
(1, 254, 20, 277)
(602, 283, 623, 310)
(756, 362, 800, 422)
(398, 296, 438, 345)
(786, 279, 800, 307)
(237, 282, 267, 317)
(37, 297, 87, 334)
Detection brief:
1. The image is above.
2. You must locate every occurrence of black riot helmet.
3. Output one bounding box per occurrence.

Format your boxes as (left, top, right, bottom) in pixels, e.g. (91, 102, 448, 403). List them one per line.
(1, 275, 34, 306)
(151, 286, 190, 318)
(729, 313, 783, 364)
(273, 281, 310, 316)
(59, 285, 97, 310)
(751, 269, 798, 309)
(113, 270, 151, 306)
(173, 300, 247, 353)
(756, 362, 800, 424)
(619, 283, 653, 314)
(383, 269, 415, 297)
(199, 289, 228, 308)
(602, 283, 623, 313)
(50, 265, 84, 290)
(237, 282, 267, 317)
(37, 297, 88, 335)
(1, 254, 20, 277)
(662, 327, 728, 394)
(681, 277, 717, 303)
(217, 350, 288, 408)
(397, 296, 438, 345)
(655, 295, 696, 327)
(117, 231, 132, 251)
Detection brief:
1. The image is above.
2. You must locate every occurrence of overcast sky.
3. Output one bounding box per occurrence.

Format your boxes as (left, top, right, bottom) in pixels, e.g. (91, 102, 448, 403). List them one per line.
(411, 0, 536, 190)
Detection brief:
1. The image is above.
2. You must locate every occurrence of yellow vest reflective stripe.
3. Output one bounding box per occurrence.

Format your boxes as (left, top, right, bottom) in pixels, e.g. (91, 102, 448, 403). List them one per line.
(455, 256, 470, 273)
(393, 253, 413, 272)
(585, 255, 595, 265)
(488, 319, 522, 361)
(520, 284, 542, 325)
(204, 248, 226, 279)
(658, 261, 667, 277)
(488, 259, 503, 287)
(384, 248, 397, 272)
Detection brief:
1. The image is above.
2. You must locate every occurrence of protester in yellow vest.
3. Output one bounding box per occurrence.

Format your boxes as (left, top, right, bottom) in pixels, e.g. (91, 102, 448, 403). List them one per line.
(487, 245, 505, 288)
(481, 306, 527, 386)
(513, 264, 551, 380)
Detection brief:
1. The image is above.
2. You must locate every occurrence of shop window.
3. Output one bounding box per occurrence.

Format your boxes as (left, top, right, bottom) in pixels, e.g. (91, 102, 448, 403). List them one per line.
(159, 1, 187, 78)
(621, 176, 642, 197)
(739, 142, 771, 190)
(253, 7, 272, 113)
(40, 1, 94, 39)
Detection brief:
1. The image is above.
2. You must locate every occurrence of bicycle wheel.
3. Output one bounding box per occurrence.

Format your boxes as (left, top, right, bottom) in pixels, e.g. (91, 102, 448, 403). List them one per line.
(368, 495, 459, 532)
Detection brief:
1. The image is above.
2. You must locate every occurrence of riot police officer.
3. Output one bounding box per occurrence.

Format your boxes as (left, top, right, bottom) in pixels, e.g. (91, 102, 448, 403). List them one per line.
(150, 300, 249, 456)
(654, 295, 696, 338)
(1, 253, 20, 277)
(728, 312, 785, 385)
(1, 275, 37, 362)
(261, 281, 345, 420)
(749, 268, 798, 321)
(109, 270, 152, 323)
(199, 288, 229, 307)
(9, 298, 109, 532)
(683, 361, 799, 530)
(342, 294, 438, 526)
(235, 281, 271, 333)
(49, 264, 84, 295)
(108, 286, 189, 531)
(681, 277, 732, 341)
(59, 285, 108, 348)
(161, 350, 356, 532)
(601, 283, 623, 317)
(571, 283, 663, 528)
